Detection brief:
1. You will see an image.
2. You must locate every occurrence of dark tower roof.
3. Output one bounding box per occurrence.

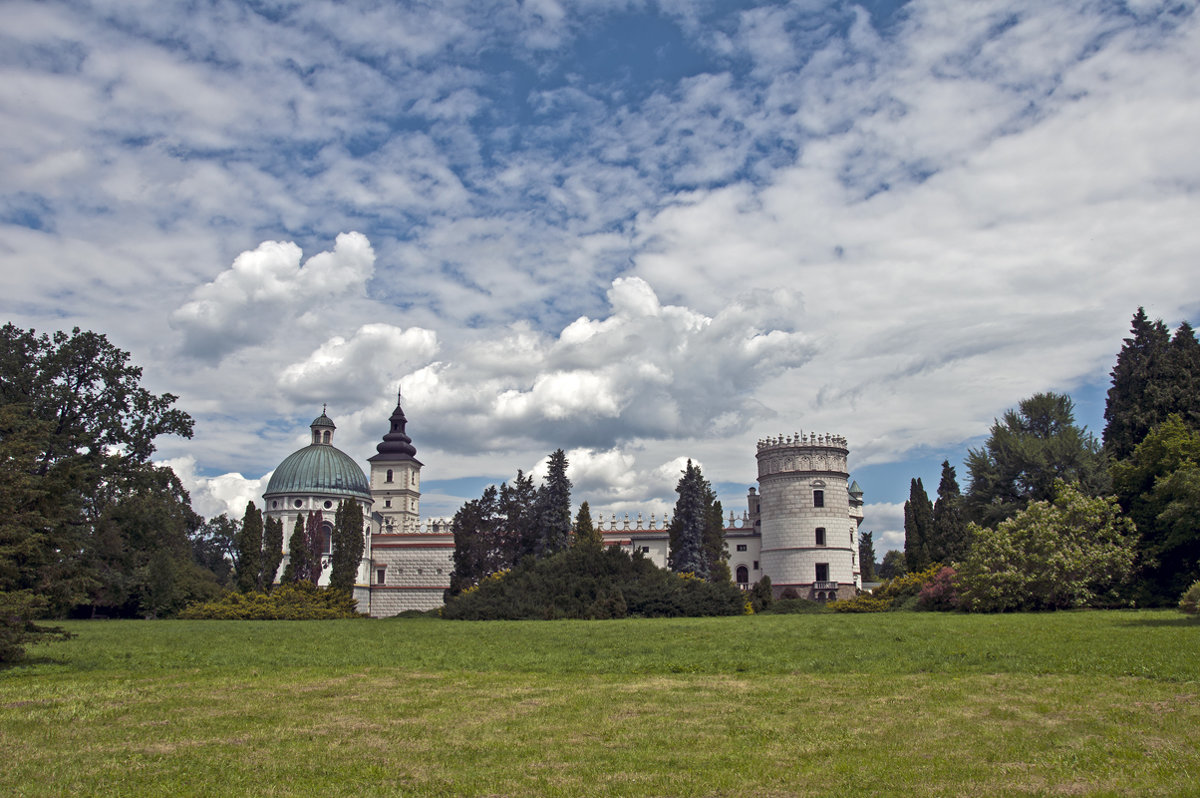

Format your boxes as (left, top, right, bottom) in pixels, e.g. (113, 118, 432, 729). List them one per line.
(368, 389, 422, 465)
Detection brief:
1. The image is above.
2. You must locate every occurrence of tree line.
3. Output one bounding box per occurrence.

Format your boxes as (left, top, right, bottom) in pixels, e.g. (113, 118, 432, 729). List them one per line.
(896, 308, 1200, 610)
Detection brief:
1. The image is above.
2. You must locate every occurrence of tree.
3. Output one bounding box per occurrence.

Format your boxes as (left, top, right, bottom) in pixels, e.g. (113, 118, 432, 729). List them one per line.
(329, 500, 365, 594)
(236, 502, 263, 593)
(929, 461, 970, 563)
(190, 514, 238, 586)
(448, 486, 502, 597)
(533, 449, 572, 557)
(1111, 415, 1200, 603)
(858, 531, 877, 581)
(965, 392, 1108, 528)
(303, 511, 325, 584)
(260, 516, 284, 591)
(956, 482, 1136, 612)
(903, 478, 933, 571)
(281, 515, 313, 585)
(502, 470, 538, 563)
(573, 501, 601, 549)
(702, 487, 730, 584)
(668, 460, 709, 578)
(1103, 309, 1200, 460)
(0, 323, 193, 649)
(877, 550, 907, 580)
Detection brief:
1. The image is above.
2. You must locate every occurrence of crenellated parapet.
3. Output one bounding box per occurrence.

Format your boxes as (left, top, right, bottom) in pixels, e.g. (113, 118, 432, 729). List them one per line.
(377, 517, 453, 535)
(757, 431, 847, 451)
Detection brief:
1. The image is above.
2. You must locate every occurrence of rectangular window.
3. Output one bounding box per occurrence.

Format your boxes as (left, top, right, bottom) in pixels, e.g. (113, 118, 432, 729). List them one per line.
(815, 527, 826, 546)
(753, 561, 759, 570)
(816, 563, 829, 582)
(736, 544, 747, 552)
(813, 489, 824, 508)
(641, 546, 651, 554)
(384, 499, 391, 508)
(376, 568, 386, 585)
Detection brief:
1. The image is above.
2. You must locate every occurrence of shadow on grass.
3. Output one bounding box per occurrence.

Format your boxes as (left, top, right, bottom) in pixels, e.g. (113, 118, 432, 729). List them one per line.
(1114, 614, 1200, 627)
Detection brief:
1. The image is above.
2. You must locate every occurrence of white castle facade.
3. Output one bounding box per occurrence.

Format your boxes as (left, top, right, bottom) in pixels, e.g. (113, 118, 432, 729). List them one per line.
(262, 394, 864, 617)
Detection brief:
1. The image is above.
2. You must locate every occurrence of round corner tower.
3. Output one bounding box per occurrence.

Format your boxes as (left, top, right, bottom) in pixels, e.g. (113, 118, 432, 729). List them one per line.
(756, 432, 862, 601)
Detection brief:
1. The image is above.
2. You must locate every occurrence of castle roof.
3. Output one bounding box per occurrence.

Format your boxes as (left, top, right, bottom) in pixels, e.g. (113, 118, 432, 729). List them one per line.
(263, 443, 371, 500)
(368, 389, 422, 465)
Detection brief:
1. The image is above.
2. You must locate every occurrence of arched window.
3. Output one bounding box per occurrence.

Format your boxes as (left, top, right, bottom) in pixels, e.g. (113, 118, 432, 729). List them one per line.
(736, 565, 749, 585)
(322, 430, 331, 444)
(815, 527, 826, 546)
(386, 469, 393, 483)
(813, 489, 824, 508)
(322, 522, 333, 555)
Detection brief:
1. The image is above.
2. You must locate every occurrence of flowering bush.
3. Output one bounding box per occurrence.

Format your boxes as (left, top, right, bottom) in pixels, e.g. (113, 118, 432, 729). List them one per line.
(916, 566, 959, 611)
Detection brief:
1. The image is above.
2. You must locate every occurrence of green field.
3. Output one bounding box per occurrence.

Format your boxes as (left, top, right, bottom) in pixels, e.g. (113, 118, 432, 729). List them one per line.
(2, 611, 1197, 797)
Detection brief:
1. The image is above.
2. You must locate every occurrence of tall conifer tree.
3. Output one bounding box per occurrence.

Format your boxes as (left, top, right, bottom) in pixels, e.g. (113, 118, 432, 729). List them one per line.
(668, 460, 709, 578)
(260, 516, 284, 591)
(304, 511, 324, 584)
(329, 500, 365, 594)
(235, 502, 263, 593)
(573, 501, 601, 549)
(534, 449, 572, 557)
(280, 515, 307, 584)
(858, 531, 877, 581)
(929, 461, 969, 563)
(904, 478, 933, 571)
(1104, 308, 1173, 460)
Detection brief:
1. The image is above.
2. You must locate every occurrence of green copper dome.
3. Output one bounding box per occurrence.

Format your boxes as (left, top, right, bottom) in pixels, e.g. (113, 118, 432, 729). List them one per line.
(263, 408, 370, 501)
(263, 444, 370, 500)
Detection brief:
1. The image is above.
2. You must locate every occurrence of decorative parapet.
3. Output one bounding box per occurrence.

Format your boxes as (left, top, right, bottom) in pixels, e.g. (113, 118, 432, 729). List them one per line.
(376, 517, 453, 535)
(596, 512, 672, 532)
(756, 432, 848, 451)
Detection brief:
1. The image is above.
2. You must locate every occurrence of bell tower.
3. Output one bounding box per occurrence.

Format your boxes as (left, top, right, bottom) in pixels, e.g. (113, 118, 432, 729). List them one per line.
(367, 389, 422, 533)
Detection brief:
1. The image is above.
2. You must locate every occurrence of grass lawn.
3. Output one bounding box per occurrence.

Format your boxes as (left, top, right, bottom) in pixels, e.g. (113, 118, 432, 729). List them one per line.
(2, 610, 1198, 797)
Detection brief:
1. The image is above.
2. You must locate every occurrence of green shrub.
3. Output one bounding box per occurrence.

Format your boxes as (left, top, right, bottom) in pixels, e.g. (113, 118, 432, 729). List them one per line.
(827, 594, 892, 613)
(178, 582, 362, 620)
(442, 545, 747, 620)
(762, 597, 830, 614)
(1180, 581, 1200, 615)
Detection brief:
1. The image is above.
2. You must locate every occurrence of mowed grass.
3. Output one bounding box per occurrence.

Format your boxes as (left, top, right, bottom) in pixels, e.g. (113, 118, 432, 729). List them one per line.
(2, 611, 1198, 797)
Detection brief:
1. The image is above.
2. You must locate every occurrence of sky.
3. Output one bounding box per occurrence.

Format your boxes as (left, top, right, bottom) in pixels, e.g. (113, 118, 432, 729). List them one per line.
(3, 0, 1199, 555)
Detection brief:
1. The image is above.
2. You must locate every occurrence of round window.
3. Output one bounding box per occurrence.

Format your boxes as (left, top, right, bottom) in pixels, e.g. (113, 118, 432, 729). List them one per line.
(293, 499, 302, 508)
(324, 500, 333, 509)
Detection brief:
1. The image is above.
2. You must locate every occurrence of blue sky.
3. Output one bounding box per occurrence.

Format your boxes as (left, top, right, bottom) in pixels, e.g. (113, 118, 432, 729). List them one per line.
(3, 0, 1198, 553)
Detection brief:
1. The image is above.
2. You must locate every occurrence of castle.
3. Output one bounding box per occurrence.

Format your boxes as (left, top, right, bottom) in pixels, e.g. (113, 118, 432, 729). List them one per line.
(262, 393, 864, 616)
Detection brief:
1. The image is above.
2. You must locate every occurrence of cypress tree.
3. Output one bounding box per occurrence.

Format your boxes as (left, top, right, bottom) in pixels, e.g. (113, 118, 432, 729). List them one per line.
(904, 478, 933, 571)
(858, 530, 877, 581)
(573, 501, 601, 549)
(702, 490, 730, 583)
(281, 515, 311, 585)
(304, 511, 324, 584)
(929, 461, 969, 563)
(235, 502, 262, 593)
(329, 500, 365, 594)
(260, 516, 284, 591)
(668, 460, 708, 578)
(534, 449, 573, 558)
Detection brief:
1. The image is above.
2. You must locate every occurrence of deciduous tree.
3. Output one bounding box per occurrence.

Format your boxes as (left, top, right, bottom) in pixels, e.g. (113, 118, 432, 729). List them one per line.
(957, 482, 1135, 612)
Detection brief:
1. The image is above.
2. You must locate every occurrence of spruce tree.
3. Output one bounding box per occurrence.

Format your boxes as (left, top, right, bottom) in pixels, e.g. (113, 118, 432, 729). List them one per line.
(668, 460, 708, 578)
(235, 502, 263, 593)
(329, 500, 365, 594)
(260, 516, 284, 591)
(1104, 308, 1172, 460)
(904, 478, 933, 571)
(502, 470, 538, 563)
(573, 501, 601, 549)
(929, 460, 969, 564)
(533, 449, 573, 557)
(858, 530, 877, 581)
